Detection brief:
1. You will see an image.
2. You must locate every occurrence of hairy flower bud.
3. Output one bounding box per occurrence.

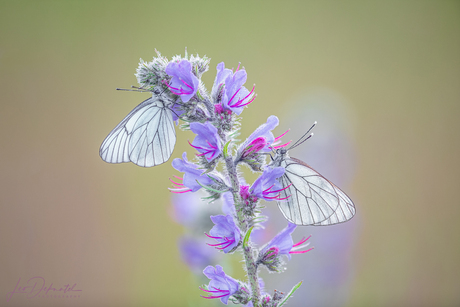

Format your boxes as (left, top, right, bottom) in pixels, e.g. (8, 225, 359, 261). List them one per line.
(190, 54, 211, 78)
(257, 246, 282, 272)
(135, 51, 169, 89)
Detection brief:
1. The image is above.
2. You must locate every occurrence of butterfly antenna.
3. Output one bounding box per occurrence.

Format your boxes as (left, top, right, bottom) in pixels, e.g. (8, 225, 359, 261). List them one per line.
(288, 121, 317, 150)
(116, 86, 150, 93)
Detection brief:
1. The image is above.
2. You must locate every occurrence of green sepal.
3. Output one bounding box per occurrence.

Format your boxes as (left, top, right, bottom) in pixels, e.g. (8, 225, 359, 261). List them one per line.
(223, 140, 231, 158)
(242, 226, 254, 249)
(195, 180, 228, 194)
(277, 281, 303, 307)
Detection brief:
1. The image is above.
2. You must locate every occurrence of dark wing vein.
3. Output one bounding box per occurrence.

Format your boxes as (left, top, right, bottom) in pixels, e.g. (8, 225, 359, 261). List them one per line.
(277, 157, 355, 226)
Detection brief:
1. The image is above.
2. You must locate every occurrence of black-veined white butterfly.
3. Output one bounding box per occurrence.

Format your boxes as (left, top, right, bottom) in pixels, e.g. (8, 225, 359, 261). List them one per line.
(271, 122, 356, 226)
(100, 89, 176, 167)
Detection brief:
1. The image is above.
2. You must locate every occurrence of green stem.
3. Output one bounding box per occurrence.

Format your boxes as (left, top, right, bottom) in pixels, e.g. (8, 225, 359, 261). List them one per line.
(222, 145, 261, 307)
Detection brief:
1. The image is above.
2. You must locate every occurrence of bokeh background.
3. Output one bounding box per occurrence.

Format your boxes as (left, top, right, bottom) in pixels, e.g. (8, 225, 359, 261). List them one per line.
(1, 1, 459, 306)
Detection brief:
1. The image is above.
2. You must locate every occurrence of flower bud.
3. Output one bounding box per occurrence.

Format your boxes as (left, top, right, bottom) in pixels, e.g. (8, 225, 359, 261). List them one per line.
(135, 52, 169, 89)
(258, 246, 282, 272)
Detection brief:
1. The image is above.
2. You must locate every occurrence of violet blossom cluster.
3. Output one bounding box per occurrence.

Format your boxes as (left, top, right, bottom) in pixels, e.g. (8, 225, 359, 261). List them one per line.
(137, 50, 313, 307)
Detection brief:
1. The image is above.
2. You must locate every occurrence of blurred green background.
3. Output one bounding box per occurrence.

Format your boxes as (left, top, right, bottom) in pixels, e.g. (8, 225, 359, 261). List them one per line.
(1, 1, 459, 306)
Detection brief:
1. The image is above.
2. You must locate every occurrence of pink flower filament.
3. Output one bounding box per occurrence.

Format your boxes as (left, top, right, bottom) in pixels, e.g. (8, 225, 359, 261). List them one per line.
(228, 85, 256, 108)
(205, 233, 235, 250)
(200, 286, 230, 299)
(262, 183, 292, 200)
(168, 176, 192, 194)
(289, 235, 314, 254)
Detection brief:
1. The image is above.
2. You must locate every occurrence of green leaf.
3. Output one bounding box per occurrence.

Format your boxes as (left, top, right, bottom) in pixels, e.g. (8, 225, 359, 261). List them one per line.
(223, 140, 231, 158)
(242, 226, 254, 248)
(277, 281, 303, 307)
(195, 180, 228, 194)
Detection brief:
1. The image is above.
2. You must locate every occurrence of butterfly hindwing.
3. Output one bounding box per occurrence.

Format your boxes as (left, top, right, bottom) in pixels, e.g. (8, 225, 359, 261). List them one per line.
(277, 157, 355, 226)
(99, 96, 176, 167)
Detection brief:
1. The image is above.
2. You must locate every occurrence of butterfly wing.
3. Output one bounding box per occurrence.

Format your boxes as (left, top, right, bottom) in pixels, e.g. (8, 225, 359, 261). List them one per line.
(277, 157, 355, 226)
(99, 96, 176, 167)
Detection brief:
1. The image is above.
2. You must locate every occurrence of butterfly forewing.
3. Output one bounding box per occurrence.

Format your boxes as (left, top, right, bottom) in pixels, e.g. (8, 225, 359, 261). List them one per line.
(277, 157, 355, 226)
(99, 96, 176, 167)
(312, 183, 355, 225)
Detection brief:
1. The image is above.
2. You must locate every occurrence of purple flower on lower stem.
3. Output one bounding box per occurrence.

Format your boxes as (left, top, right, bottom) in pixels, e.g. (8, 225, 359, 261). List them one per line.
(170, 152, 215, 193)
(179, 236, 219, 273)
(189, 122, 222, 161)
(260, 222, 313, 261)
(201, 265, 240, 305)
(170, 101, 185, 123)
(239, 116, 290, 158)
(212, 62, 255, 115)
(250, 166, 290, 201)
(206, 215, 241, 253)
(211, 62, 232, 101)
(165, 59, 199, 102)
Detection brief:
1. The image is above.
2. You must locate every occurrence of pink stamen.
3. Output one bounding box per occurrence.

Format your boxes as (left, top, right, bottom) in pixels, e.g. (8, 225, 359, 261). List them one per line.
(200, 287, 229, 294)
(207, 241, 229, 247)
(235, 94, 256, 107)
(292, 235, 311, 247)
(289, 248, 314, 254)
(205, 233, 221, 240)
(180, 78, 193, 90)
(263, 193, 282, 200)
(275, 129, 290, 141)
(236, 63, 241, 72)
(227, 88, 242, 106)
(273, 141, 291, 149)
(206, 140, 217, 149)
(276, 195, 291, 201)
(265, 183, 292, 194)
(169, 178, 184, 186)
(188, 140, 204, 150)
(173, 175, 183, 180)
(217, 241, 233, 250)
(263, 184, 275, 193)
(169, 188, 192, 194)
(229, 85, 256, 108)
(165, 79, 193, 96)
(201, 293, 230, 299)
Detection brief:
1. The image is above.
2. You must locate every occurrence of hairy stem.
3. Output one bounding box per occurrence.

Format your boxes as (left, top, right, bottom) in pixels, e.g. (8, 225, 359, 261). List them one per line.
(223, 152, 261, 307)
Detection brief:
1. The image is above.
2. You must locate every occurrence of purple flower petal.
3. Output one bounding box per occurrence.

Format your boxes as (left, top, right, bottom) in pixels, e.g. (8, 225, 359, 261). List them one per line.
(250, 166, 285, 201)
(261, 222, 297, 260)
(165, 59, 199, 102)
(190, 122, 222, 161)
(240, 116, 279, 155)
(202, 265, 240, 304)
(179, 236, 218, 273)
(172, 152, 215, 192)
(208, 215, 241, 253)
(211, 62, 232, 101)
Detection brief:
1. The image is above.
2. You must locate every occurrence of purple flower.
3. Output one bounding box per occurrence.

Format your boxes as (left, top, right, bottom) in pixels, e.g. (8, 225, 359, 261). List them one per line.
(170, 152, 215, 193)
(260, 222, 313, 261)
(239, 116, 290, 158)
(250, 166, 289, 201)
(179, 236, 219, 273)
(189, 122, 222, 161)
(206, 215, 241, 253)
(201, 265, 240, 304)
(222, 192, 236, 216)
(170, 100, 185, 122)
(211, 62, 232, 101)
(169, 192, 203, 226)
(212, 62, 256, 115)
(165, 59, 199, 102)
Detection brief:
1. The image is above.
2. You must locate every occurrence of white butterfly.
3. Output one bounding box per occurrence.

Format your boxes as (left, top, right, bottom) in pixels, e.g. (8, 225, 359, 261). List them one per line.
(100, 91, 176, 167)
(271, 123, 356, 226)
